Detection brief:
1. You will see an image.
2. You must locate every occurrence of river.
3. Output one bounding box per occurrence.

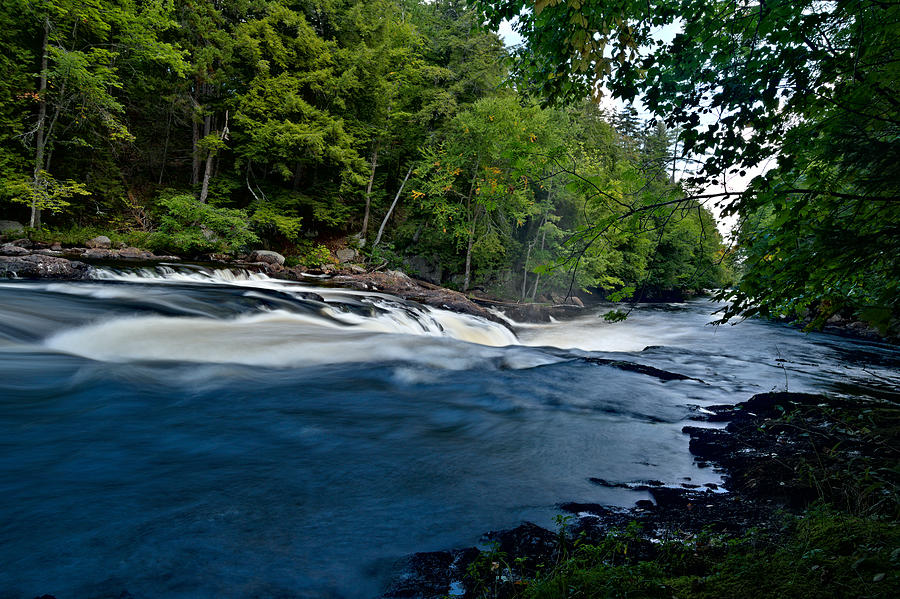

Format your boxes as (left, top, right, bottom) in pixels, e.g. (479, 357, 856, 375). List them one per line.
(1, 267, 897, 598)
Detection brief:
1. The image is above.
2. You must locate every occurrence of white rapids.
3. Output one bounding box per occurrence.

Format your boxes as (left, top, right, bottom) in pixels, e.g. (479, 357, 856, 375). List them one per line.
(40, 266, 545, 369)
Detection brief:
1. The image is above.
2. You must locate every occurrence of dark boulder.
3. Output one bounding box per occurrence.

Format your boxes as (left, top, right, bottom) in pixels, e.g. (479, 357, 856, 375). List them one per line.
(0, 254, 90, 279)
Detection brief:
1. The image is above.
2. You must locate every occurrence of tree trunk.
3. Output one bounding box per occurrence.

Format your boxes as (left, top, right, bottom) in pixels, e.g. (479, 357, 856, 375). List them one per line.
(360, 141, 379, 243)
(530, 214, 548, 301)
(374, 165, 412, 248)
(521, 242, 532, 302)
(158, 98, 174, 185)
(199, 112, 228, 204)
(191, 117, 200, 185)
(463, 205, 482, 292)
(30, 16, 50, 229)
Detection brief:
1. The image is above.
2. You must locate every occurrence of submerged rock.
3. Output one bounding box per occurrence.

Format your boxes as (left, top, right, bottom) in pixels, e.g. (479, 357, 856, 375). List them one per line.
(581, 356, 703, 382)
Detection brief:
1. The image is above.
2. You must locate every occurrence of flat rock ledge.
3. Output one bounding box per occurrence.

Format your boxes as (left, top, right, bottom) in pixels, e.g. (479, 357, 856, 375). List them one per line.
(0, 254, 91, 279)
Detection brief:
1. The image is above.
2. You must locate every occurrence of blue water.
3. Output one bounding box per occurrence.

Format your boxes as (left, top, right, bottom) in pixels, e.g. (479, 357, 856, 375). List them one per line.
(1, 270, 897, 598)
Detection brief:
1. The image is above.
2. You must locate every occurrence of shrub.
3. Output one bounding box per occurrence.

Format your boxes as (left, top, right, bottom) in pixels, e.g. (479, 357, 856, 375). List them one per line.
(149, 193, 259, 255)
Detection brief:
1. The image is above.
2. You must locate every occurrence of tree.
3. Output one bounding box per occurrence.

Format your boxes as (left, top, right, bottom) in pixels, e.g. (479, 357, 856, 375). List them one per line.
(5, 0, 183, 227)
(478, 0, 899, 329)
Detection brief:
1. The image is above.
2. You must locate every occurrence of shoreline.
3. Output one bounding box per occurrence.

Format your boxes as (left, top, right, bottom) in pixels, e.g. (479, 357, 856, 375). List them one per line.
(384, 391, 900, 597)
(0, 240, 589, 325)
(2, 241, 892, 343)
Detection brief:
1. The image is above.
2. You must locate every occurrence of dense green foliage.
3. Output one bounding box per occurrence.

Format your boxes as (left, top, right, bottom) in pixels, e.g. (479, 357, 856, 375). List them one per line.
(0, 0, 729, 301)
(479, 0, 899, 328)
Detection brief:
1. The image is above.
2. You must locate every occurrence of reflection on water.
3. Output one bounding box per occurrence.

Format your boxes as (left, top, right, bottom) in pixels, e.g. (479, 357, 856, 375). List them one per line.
(0, 267, 897, 598)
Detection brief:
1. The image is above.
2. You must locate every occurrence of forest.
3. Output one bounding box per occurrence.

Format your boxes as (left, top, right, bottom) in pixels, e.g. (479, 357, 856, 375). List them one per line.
(0, 0, 897, 329)
(0, 0, 730, 307)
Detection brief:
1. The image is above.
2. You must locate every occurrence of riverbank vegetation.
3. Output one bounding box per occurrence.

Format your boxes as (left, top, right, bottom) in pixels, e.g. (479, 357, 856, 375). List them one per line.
(479, 0, 899, 332)
(0, 0, 729, 304)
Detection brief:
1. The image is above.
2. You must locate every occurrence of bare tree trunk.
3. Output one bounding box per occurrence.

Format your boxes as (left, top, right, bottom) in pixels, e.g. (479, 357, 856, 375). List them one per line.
(521, 241, 532, 302)
(199, 112, 228, 204)
(374, 165, 412, 247)
(463, 205, 482, 292)
(359, 141, 379, 243)
(461, 157, 482, 292)
(30, 16, 50, 229)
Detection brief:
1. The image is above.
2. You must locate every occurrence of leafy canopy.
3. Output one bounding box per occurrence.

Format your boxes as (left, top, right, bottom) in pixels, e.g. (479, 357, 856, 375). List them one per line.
(478, 0, 900, 329)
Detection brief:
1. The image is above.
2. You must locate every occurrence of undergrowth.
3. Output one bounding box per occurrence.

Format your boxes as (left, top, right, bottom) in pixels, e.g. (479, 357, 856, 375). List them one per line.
(465, 507, 899, 599)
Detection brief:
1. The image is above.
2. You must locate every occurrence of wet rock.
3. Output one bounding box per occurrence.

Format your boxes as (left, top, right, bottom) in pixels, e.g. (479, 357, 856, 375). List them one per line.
(582, 357, 702, 382)
(249, 249, 285, 265)
(571, 296, 584, 307)
(86, 235, 111, 249)
(384, 548, 477, 598)
(0, 243, 31, 256)
(560, 502, 615, 515)
(484, 521, 560, 578)
(50, 242, 62, 251)
(0, 254, 90, 279)
(328, 271, 504, 325)
(34, 249, 64, 257)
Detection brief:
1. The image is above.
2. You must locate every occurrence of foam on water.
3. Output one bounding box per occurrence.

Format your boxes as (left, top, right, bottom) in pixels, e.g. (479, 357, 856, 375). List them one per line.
(37, 266, 524, 367)
(44, 309, 546, 369)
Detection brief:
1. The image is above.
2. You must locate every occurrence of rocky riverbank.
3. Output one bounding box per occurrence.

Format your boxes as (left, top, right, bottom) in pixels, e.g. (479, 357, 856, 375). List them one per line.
(383, 391, 900, 598)
(0, 239, 586, 324)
